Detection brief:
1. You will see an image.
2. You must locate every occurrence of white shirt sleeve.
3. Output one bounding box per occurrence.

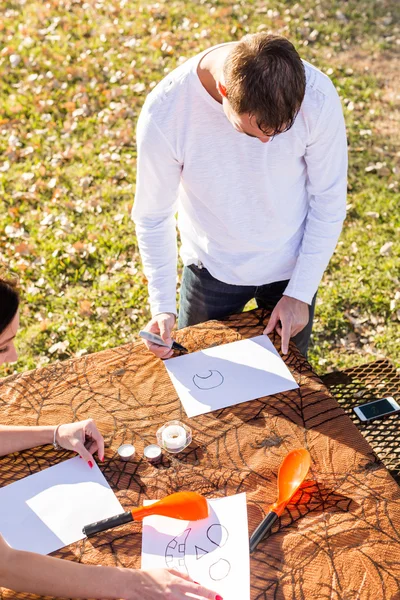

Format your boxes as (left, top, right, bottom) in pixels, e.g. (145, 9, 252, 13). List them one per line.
(131, 108, 182, 316)
(284, 84, 348, 305)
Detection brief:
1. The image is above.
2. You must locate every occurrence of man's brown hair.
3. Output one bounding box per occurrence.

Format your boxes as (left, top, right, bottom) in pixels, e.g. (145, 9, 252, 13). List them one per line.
(223, 33, 306, 136)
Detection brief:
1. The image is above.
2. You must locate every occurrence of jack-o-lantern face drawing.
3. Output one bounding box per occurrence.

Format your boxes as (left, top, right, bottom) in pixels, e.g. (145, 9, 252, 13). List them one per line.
(164, 524, 231, 581)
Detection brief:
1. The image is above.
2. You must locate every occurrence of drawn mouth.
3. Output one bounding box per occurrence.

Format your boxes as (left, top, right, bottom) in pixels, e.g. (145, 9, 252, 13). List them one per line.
(165, 528, 191, 575)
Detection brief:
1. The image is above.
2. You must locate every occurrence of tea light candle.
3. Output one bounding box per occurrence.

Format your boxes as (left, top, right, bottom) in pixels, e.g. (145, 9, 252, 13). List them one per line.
(144, 444, 162, 464)
(117, 444, 136, 462)
(161, 424, 187, 451)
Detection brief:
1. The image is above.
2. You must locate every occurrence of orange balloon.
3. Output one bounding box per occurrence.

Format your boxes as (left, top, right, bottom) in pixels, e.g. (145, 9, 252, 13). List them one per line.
(270, 448, 311, 516)
(131, 491, 209, 521)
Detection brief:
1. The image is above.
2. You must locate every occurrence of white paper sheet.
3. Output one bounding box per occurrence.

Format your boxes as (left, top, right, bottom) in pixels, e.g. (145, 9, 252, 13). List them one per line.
(141, 493, 250, 600)
(0, 457, 123, 555)
(165, 334, 298, 417)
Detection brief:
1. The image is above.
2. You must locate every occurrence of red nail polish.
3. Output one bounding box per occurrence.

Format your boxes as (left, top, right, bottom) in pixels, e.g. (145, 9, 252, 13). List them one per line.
(194, 582, 200, 585)
(100, 455, 104, 462)
(88, 461, 93, 469)
(79, 455, 82, 459)
(215, 596, 223, 600)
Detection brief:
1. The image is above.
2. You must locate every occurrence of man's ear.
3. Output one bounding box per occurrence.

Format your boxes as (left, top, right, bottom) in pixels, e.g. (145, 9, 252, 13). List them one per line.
(217, 81, 227, 98)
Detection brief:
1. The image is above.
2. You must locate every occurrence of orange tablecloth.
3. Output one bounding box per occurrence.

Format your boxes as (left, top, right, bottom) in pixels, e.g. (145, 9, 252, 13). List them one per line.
(1, 309, 400, 599)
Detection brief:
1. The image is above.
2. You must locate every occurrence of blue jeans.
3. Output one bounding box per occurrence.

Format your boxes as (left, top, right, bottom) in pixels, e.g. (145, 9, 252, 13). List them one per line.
(178, 264, 316, 357)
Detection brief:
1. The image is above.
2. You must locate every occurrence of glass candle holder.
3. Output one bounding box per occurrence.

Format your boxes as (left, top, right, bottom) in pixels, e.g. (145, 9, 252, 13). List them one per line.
(156, 420, 192, 454)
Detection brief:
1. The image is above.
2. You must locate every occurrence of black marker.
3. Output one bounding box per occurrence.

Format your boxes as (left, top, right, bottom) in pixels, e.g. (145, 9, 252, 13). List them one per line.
(139, 331, 188, 353)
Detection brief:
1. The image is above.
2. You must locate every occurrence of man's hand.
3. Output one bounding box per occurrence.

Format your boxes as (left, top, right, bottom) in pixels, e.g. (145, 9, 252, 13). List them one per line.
(264, 296, 309, 354)
(142, 313, 177, 359)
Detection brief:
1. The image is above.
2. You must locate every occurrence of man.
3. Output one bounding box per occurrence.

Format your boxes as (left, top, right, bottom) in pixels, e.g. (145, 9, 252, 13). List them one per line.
(132, 33, 347, 359)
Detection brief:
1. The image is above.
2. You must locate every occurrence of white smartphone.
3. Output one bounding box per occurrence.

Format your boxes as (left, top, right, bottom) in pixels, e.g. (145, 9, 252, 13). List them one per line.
(353, 396, 400, 422)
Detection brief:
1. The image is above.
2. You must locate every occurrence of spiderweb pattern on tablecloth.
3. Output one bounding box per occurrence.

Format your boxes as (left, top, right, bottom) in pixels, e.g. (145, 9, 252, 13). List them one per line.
(1, 309, 400, 599)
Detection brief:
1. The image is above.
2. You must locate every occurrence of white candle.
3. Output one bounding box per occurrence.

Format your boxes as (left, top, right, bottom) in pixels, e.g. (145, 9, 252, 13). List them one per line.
(144, 444, 162, 464)
(117, 444, 135, 461)
(161, 424, 187, 450)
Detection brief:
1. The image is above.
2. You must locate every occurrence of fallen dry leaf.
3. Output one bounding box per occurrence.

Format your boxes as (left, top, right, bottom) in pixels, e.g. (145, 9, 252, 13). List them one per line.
(79, 300, 93, 317)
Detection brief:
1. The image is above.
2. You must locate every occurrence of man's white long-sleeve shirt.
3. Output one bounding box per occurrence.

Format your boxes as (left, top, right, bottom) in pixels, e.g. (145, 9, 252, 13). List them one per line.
(132, 46, 348, 317)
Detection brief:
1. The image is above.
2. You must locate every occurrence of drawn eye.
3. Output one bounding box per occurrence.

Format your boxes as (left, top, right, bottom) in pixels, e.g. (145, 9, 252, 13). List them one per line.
(195, 524, 229, 561)
(207, 524, 229, 547)
(209, 558, 231, 581)
(192, 370, 224, 390)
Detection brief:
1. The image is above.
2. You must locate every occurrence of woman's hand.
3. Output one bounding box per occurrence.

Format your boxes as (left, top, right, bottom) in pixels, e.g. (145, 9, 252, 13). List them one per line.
(128, 569, 220, 600)
(56, 419, 105, 468)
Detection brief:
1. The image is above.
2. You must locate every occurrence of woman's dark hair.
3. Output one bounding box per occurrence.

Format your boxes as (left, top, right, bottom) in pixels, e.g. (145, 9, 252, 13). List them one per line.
(223, 33, 306, 136)
(0, 277, 20, 335)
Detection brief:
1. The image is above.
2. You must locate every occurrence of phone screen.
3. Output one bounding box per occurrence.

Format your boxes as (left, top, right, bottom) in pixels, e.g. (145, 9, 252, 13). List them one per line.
(359, 398, 396, 420)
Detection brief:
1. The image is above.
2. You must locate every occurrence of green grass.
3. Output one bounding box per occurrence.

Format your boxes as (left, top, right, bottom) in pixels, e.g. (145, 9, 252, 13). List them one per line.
(1, 0, 399, 376)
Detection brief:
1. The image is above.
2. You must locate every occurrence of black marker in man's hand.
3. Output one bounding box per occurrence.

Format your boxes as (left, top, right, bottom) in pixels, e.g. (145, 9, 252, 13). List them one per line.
(139, 330, 188, 353)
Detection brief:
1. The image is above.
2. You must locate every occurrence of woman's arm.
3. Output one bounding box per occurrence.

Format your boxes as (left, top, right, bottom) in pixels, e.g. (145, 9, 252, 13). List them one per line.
(0, 534, 134, 599)
(0, 425, 55, 457)
(0, 421, 218, 598)
(0, 535, 217, 600)
(0, 419, 104, 465)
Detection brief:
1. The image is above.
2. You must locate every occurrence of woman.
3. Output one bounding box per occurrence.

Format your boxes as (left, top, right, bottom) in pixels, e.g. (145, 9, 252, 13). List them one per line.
(0, 278, 219, 600)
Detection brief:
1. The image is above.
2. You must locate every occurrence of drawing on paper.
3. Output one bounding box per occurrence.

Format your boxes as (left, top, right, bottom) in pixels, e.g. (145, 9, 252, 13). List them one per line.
(209, 558, 231, 581)
(192, 370, 224, 390)
(207, 524, 229, 547)
(195, 544, 210, 560)
(143, 493, 250, 600)
(164, 335, 298, 418)
(164, 524, 231, 582)
(164, 528, 191, 575)
(195, 524, 229, 560)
